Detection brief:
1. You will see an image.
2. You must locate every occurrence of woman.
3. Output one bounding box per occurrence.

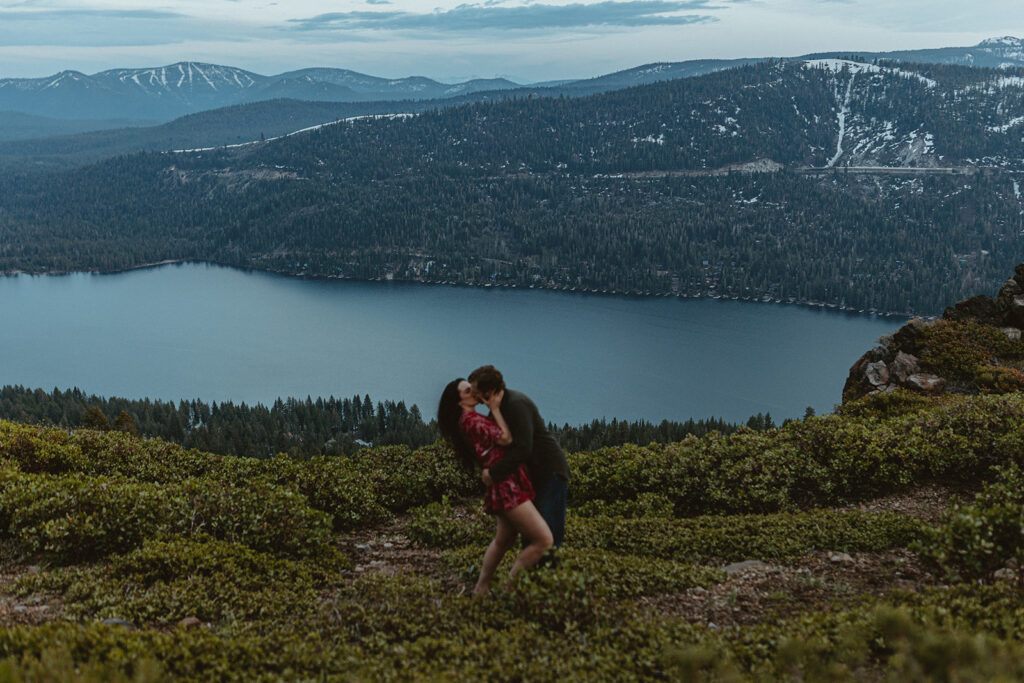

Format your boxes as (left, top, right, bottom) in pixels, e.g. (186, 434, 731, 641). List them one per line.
(438, 378, 553, 595)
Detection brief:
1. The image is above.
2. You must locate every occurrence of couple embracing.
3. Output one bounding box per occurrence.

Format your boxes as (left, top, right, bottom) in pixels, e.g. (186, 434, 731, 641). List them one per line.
(438, 365, 570, 595)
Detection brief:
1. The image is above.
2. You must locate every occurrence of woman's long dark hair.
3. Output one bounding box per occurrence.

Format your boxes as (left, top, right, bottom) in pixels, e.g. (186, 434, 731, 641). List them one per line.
(438, 378, 476, 469)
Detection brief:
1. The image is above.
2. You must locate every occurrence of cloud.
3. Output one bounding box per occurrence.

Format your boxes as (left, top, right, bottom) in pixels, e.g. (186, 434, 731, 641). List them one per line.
(365, 0, 392, 5)
(287, 1, 724, 33)
(0, 8, 184, 20)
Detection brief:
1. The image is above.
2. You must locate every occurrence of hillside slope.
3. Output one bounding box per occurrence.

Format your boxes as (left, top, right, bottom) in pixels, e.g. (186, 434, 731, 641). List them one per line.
(2, 61, 1024, 314)
(3, 265, 1024, 677)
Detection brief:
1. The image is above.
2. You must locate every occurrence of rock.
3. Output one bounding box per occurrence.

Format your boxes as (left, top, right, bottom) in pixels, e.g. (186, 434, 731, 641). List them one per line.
(889, 351, 921, 383)
(865, 361, 890, 387)
(1004, 295, 1024, 329)
(994, 568, 1017, 581)
(12, 606, 27, 613)
(355, 544, 372, 552)
(891, 318, 932, 354)
(828, 552, 855, 564)
(843, 346, 892, 401)
(721, 560, 770, 576)
(102, 618, 135, 629)
(943, 294, 1002, 325)
(1002, 327, 1022, 342)
(177, 616, 202, 629)
(998, 277, 1023, 309)
(906, 373, 946, 395)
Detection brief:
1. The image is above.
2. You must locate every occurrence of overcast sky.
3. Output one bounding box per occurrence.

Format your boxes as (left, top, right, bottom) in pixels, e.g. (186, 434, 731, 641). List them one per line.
(0, 0, 1021, 82)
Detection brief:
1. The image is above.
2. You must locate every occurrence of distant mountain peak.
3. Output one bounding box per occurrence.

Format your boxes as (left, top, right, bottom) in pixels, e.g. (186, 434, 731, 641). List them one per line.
(979, 36, 1022, 48)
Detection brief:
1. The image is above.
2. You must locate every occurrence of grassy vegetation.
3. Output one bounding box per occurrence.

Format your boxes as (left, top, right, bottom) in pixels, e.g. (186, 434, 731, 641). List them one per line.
(3, 383, 1024, 679)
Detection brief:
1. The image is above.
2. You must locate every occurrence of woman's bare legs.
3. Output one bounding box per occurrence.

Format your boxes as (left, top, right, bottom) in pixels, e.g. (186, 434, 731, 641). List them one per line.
(473, 501, 554, 594)
(474, 515, 517, 595)
(503, 500, 554, 579)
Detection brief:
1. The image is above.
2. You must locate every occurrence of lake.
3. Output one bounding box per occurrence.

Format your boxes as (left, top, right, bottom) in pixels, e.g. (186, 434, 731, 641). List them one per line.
(0, 263, 900, 426)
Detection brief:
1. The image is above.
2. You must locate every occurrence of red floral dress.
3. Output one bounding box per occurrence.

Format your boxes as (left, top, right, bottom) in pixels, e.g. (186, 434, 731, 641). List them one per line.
(459, 410, 535, 514)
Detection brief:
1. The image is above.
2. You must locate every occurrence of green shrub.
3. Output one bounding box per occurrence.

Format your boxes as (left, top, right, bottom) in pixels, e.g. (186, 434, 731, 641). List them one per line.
(568, 510, 925, 563)
(347, 442, 479, 511)
(407, 499, 491, 549)
(837, 389, 937, 419)
(0, 646, 164, 683)
(210, 454, 391, 531)
(0, 470, 334, 562)
(16, 535, 324, 625)
(573, 492, 675, 518)
(916, 319, 1024, 381)
(0, 422, 86, 474)
(442, 546, 725, 598)
(916, 462, 1024, 582)
(569, 394, 1024, 515)
(974, 365, 1024, 394)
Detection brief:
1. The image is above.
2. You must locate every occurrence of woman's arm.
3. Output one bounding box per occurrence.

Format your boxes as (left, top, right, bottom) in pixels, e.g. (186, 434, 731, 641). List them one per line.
(485, 390, 513, 446)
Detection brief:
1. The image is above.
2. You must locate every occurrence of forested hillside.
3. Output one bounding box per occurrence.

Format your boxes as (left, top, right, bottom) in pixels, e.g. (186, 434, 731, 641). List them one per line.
(0, 385, 744, 458)
(3, 60, 1024, 314)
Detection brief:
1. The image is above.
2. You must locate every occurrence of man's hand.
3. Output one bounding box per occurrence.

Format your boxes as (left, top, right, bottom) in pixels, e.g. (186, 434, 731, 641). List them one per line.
(481, 468, 494, 487)
(484, 389, 505, 413)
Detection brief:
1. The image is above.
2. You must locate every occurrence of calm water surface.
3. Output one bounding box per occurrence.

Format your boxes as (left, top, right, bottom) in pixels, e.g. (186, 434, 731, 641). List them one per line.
(0, 263, 900, 425)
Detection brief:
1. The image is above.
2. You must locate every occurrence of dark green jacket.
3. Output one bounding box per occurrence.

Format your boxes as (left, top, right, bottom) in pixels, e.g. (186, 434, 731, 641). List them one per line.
(489, 389, 570, 493)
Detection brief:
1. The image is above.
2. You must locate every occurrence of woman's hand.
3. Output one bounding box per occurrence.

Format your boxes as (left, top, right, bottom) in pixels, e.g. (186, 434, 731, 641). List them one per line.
(485, 389, 505, 412)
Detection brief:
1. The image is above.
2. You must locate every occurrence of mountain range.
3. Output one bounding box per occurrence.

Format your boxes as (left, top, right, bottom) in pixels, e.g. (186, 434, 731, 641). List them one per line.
(2, 58, 1023, 316)
(2, 37, 1022, 132)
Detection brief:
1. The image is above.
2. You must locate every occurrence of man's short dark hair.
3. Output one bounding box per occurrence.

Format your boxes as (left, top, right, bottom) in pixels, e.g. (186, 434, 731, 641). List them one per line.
(469, 365, 505, 395)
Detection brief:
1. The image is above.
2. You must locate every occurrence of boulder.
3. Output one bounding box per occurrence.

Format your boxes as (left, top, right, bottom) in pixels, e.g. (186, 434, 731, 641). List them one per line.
(102, 618, 135, 630)
(891, 318, 932, 354)
(994, 568, 1017, 581)
(178, 616, 203, 629)
(721, 560, 771, 576)
(998, 277, 1023, 309)
(906, 373, 946, 395)
(1004, 295, 1024, 329)
(828, 552, 855, 564)
(942, 294, 1002, 326)
(843, 346, 892, 401)
(889, 351, 921, 383)
(864, 361, 890, 387)
(1001, 327, 1022, 342)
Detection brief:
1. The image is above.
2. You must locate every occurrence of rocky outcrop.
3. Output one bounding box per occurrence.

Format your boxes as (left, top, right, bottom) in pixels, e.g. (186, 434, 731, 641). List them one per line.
(843, 263, 1024, 403)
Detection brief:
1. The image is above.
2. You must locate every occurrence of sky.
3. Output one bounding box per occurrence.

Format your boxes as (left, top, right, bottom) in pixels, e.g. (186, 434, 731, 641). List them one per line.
(0, 0, 1022, 83)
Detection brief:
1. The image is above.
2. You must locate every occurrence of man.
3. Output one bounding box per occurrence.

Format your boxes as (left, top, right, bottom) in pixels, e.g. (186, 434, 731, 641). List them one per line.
(469, 364, 569, 548)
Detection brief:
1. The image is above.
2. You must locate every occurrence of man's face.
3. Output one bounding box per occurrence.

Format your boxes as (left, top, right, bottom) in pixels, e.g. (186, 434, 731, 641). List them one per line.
(470, 381, 492, 403)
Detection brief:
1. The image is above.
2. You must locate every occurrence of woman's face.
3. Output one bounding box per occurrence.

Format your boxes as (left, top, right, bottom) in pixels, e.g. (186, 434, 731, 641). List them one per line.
(457, 380, 478, 408)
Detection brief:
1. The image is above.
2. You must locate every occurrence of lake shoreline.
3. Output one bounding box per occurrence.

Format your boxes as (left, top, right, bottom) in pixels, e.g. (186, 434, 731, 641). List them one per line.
(1, 259, 915, 321)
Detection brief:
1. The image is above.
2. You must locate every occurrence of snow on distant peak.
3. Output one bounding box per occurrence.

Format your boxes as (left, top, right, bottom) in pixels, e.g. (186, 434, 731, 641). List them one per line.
(980, 37, 1023, 48)
(802, 59, 936, 88)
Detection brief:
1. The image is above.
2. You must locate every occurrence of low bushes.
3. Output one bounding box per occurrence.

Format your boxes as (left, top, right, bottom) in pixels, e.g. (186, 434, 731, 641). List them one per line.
(567, 510, 925, 563)
(16, 535, 324, 625)
(409, 499, 924, 563)
(0, 468, 334, 562)
(914, 319, 1024, 382)
(441, 546, 725, 598)
(916, 462, 1024, 583)
(569, 393, 1024, 514)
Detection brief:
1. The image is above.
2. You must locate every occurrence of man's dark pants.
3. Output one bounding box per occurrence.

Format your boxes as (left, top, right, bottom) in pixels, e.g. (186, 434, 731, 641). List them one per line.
(524, 474, 567, 558)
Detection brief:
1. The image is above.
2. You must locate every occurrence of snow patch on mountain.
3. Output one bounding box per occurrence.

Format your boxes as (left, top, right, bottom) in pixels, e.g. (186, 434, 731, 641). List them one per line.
(989, 116, 1024, 133)
(170, 113, 416, 153)
(803, 59, 937, 89)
